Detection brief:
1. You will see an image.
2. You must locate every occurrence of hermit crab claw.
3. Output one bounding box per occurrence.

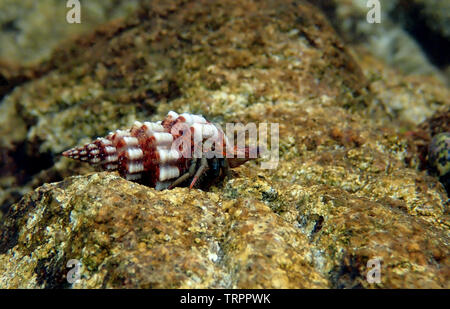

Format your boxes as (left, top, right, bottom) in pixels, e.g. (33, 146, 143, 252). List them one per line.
(227, 145, 260, 168)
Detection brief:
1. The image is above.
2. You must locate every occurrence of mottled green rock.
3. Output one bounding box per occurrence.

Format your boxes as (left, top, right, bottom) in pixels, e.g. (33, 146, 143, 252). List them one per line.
(0, 173, 329, 288)
(0, 171, 448, 288)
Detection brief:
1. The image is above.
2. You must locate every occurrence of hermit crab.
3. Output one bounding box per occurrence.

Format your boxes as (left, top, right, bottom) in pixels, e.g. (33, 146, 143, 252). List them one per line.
(62, 111, 258, 190)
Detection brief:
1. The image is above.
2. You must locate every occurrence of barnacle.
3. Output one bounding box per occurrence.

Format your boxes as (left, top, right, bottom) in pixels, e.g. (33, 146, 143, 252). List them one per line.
(428, 132, 449, 193)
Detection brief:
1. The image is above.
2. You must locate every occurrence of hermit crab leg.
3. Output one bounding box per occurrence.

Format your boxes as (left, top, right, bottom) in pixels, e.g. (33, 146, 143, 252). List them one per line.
(207, 158, 222, 185)
(168, 158, 197, 189)
(221, 157, 230, 178)
(189, 157, 208, 189)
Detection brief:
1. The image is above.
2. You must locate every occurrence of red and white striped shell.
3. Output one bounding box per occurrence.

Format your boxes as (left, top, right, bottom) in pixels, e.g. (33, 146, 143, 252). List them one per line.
(62, 111, 247, 190)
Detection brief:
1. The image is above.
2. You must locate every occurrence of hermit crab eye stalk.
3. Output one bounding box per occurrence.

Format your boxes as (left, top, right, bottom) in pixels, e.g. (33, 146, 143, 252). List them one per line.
(62, 111, 259, 190)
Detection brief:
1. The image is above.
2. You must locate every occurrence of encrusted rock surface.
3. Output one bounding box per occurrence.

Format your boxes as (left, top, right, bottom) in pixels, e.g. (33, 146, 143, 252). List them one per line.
(0, 0, 449, 288)
(0, 173, 329, 288)
(0, 172, 448, 288)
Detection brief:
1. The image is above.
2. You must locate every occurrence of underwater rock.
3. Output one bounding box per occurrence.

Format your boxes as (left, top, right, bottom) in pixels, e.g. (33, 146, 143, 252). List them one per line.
(0, 0, 367, 215)
(0, 172, 448, 288)
(0, 0, 449, 288)
(0, 173, 329, 288)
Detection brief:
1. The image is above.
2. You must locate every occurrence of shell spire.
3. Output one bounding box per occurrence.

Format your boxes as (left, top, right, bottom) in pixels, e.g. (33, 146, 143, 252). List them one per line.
(62, 137, 118, 170)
